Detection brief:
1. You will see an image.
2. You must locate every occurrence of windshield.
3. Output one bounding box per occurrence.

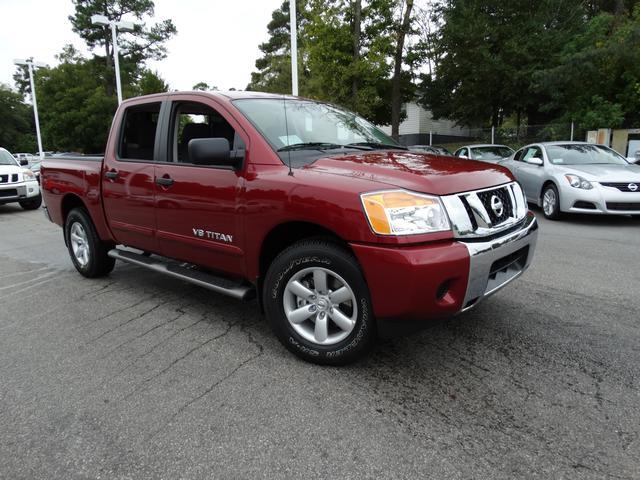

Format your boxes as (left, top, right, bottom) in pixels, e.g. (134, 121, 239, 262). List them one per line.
(471, 146, 514, 160)
(0, 149, 18, 166)
(546, 144, 629, 165)
(234, 98, 400, 164)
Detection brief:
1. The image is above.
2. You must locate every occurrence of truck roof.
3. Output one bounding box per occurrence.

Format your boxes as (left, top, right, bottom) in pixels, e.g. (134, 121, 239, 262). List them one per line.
(121, 90, 299, 105)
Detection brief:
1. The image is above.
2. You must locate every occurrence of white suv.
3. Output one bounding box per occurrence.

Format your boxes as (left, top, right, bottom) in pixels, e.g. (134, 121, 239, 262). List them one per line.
(0, 147, 41, 210)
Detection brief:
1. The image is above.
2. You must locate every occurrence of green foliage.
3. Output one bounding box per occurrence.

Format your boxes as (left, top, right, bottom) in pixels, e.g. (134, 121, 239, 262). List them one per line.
(35, 57, 117, 153)
(138, 69, 169, 95)
(247, 0, 410, 125)
(192, 82, 218, 91)
(0, 84, 35, 152)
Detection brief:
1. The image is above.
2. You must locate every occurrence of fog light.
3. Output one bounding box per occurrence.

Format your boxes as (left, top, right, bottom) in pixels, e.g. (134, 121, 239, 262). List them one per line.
(436, 280, 452, 300)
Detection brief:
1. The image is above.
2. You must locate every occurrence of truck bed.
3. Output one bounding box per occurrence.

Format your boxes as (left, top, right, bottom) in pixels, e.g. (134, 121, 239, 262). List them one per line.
(40, 155, 112, 240)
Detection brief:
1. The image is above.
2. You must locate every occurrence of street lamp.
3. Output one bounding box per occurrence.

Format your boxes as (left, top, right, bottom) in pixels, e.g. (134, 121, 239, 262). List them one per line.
(91, 14, 138, 104)
(14, 58, 48, 160)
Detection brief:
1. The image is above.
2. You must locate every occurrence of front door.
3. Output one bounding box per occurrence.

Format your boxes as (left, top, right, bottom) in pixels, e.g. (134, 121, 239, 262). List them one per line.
(517, 146, 545, 202)
(154, 97, 248, 277)
(102, 100, 163, 252)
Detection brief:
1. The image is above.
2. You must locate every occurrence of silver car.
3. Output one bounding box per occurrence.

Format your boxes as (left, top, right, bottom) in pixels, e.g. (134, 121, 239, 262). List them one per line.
(454, 144, 514, 163)
(500, 141, 640, 219)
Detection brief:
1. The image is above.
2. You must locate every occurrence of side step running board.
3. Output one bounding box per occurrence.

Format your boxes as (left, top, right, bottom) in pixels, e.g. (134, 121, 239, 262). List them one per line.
(108, 249, 256, 301)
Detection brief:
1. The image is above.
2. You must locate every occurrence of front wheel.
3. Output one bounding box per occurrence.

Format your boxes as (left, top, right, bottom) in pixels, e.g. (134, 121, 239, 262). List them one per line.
(263, 240, 376, 365)
(65, 208, 115, 278)
(19, 194, 42, 210)
(542, 184, 561, 220)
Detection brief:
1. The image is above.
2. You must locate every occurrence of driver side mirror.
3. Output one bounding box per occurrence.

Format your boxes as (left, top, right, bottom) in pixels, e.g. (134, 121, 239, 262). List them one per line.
(19, 159, 29, 166)
(525, 157, 543, 166)
(188, 138, 241, 169)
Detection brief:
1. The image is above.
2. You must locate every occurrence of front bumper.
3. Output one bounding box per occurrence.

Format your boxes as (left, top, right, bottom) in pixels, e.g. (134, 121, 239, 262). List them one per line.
(351, 212, 538, 321)
(0, 181, 40, 205)
(561, 183, 640, 214)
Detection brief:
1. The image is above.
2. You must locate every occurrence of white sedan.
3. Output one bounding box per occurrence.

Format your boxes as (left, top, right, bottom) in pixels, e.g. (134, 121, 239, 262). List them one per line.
(500, 142, 640, 219)
(0, 147, 41, 210)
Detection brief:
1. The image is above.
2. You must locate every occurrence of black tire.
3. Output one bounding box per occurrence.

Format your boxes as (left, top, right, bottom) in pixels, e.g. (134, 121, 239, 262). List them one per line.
(263, 240, 376, 365)
(64, 208, 115, 278)
(19, 194, 42, 210)
(541, 184, 561, 220)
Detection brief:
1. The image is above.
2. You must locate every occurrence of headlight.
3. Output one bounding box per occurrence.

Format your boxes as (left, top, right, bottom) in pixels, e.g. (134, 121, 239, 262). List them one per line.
(22, 169, 35, 181)
(361, 190, 450, 235)
(565, 174, 592, 190)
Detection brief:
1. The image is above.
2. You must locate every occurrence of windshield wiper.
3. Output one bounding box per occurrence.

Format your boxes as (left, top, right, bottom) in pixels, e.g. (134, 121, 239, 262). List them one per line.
(344, 142, 408, 150)
(277, 142, 342, 152)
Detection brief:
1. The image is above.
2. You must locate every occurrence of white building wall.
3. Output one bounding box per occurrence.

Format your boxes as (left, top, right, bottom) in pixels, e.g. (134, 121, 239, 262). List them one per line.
(379, 102, 470, 137)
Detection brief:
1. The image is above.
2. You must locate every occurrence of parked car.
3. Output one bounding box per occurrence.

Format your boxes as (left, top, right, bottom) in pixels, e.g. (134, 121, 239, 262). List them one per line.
(14, 152, 35, 165)
(0, 147, 42, 210)
(454, 144, 515, 163)
(409, 145, 452, 156)
(41, 91, 538, 365)
(500, 141, 640, 219)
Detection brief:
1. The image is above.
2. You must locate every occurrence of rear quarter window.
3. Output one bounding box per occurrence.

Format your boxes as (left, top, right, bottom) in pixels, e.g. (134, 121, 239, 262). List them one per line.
(118, 103, 162, 161)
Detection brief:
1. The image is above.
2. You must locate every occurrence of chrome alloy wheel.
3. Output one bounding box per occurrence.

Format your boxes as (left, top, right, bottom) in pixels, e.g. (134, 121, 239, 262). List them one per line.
(70, 222, 90, 267)
(283, 267, 358, 346)
(543, 189, 556, 216)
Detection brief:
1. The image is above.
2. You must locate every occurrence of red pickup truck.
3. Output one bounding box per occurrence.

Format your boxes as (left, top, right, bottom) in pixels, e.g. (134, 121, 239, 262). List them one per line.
(41, 91, 538, 364)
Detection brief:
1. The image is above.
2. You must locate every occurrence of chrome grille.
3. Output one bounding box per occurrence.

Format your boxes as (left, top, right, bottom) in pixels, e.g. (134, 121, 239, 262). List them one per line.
(600, 182, 640, 192)
(442, 182, 528, 239)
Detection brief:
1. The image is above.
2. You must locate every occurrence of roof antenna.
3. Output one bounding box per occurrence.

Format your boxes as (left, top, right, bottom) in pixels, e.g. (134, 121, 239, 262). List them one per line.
(283, 94, 293, 176)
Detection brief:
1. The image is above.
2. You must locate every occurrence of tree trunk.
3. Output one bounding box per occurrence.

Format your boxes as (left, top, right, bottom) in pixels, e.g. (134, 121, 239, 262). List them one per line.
(352, 0, 361, 107)
(391, 0, 414, 140)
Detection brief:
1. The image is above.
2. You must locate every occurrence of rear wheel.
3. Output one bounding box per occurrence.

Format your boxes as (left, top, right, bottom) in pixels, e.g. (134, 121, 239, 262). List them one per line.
(542, 184, 561, 220)
(65, 208, 115, 278)
(263, 240, 376, 365)
(19, 194, 42, 210)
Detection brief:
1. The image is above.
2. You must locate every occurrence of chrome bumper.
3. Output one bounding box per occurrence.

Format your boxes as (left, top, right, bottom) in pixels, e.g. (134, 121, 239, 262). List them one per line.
(459, 213, 538, 312)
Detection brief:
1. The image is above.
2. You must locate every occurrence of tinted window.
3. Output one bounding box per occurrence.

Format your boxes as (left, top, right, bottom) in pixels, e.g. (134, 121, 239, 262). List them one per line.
(169, 101, 243, 163)
(119, 103, 161, 160)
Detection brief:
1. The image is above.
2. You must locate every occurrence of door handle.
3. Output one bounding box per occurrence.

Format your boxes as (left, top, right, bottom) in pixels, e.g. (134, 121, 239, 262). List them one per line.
(155, 176, 174, 187)
(105, 170, 118, 180)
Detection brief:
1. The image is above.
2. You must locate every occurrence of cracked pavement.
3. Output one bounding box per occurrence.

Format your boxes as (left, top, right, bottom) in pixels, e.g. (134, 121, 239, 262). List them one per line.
(0, 204, 639, 479)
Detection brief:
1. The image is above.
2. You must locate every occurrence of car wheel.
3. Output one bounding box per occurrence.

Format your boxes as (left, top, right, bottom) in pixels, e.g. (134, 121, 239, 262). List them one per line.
(263, 239, 376, 365)
(19, 194, 42, 210)
(65, 208, 115, 278)
(542, 184, 561, 220)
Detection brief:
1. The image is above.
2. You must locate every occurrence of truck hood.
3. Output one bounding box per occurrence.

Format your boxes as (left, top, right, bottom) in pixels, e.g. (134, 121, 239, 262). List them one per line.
(552, 163, 640, 182)
(302, 151, 514, 195)
(0, 164, 22, 175)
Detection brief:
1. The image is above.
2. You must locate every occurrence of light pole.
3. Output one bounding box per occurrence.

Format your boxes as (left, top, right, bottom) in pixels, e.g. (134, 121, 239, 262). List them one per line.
(14, 58, 47, 159)
(91, 14, 138, 104)
(289, 0, 298, 96)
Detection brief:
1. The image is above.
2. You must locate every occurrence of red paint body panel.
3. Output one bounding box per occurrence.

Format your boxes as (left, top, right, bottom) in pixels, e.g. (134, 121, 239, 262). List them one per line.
(350, 240, 470, 319)
(40, 91, 518, 322)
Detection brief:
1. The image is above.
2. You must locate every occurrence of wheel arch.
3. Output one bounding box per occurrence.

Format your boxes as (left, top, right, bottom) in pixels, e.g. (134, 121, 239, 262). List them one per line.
(256, 221, 356, 310)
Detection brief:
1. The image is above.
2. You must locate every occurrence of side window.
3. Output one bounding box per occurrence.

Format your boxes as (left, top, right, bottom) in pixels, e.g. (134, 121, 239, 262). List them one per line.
(457, 148, 467, 157)
(169, 101, 244, 163)
(514, 148, 525, 161)
(119, 103, 161, 161)
(521, 147, 540, 162)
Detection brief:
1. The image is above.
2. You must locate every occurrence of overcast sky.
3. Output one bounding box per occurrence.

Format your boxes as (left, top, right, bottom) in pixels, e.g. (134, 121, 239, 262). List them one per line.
(1, 0, 284, 91)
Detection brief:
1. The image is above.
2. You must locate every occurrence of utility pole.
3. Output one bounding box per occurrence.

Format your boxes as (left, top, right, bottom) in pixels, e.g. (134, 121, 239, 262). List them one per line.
(14, 58, 47, 159)
(91, 15, 139, 104)
(290, 0, 298, 96)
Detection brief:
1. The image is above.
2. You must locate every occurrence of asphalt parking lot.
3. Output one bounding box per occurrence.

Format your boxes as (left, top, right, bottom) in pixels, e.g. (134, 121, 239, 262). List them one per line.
(1, 204, 639, 479)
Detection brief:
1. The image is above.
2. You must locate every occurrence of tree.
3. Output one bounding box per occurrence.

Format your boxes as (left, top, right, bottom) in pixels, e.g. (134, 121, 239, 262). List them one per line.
(68, 0, 176, 97)
(417, 0, 587, 128)
(138, 69, 169, 95)
(0, 84, 36, 152)
(192, 82, 218, 91)
(390, 0, 414, 139)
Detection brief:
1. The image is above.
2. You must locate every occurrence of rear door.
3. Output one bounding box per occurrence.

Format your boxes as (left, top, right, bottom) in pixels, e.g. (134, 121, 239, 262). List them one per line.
(153, 95, 248, 277)
(102, 100, 164, 252)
